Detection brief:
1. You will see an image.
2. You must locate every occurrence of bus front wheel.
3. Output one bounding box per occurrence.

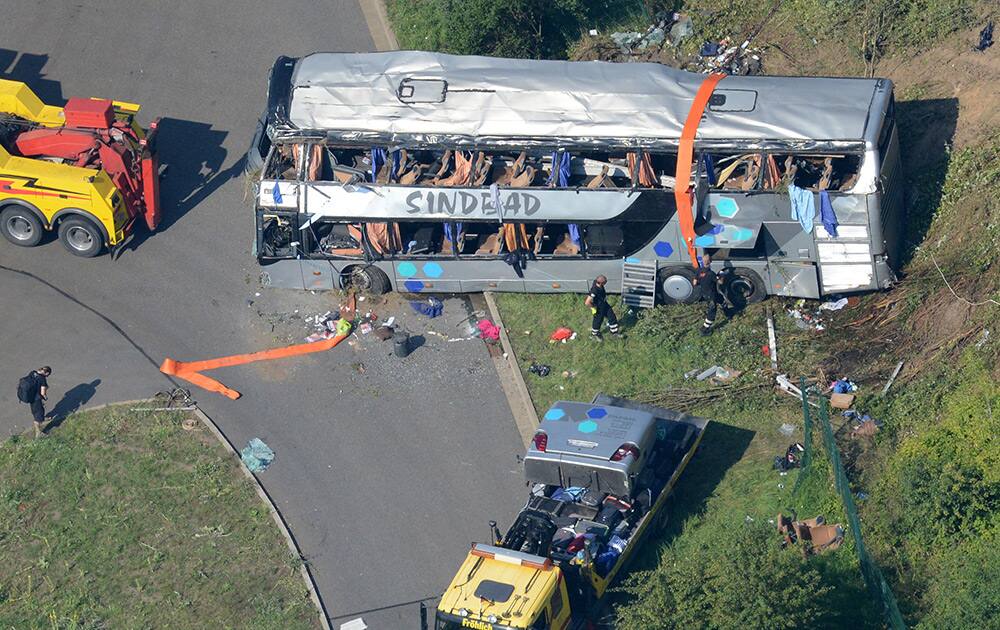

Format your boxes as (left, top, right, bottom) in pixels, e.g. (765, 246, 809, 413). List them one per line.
(659, 267, 701, 304)
(342, 265, 390, 295)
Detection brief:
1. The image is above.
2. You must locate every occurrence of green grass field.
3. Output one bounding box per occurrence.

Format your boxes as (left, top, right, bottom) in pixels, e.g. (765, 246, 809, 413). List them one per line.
(0, 406, 317, 630)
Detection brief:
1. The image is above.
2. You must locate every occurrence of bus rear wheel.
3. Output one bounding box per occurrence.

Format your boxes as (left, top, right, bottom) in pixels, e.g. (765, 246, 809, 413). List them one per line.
(728, 268, 766, 304)
(342, 265, 390, 295)
(659, 267, 701, 304)
(1, 206, 44, 247)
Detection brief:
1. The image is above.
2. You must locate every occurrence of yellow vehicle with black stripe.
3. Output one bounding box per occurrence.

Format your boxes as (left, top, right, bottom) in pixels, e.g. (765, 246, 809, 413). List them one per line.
(0, 78, 160, 257)
(434, 395, 707, 629)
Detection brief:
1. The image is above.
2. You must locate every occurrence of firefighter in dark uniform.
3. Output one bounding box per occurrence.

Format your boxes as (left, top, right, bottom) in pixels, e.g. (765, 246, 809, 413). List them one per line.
(693, 254, 728, 335)
(585, 275, 621, 341)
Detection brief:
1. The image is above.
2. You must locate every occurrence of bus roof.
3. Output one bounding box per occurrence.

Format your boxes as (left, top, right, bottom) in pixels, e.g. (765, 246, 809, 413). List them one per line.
(437, 544, 558, 629)
(283, 51, 891, 150)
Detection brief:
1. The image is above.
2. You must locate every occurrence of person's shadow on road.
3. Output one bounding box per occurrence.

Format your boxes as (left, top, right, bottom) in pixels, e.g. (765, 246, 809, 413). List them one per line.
(46, 379, 101, 431)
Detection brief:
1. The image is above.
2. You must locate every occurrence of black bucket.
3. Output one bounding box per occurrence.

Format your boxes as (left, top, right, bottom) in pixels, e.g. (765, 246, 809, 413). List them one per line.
(393, 330, 410, 358)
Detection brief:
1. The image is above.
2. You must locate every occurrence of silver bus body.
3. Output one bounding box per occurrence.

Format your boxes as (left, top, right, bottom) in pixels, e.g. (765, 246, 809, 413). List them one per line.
(250, 52, 902, 301)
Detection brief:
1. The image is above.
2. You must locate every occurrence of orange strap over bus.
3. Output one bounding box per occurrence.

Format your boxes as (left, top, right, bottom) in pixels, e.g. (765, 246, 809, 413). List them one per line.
(160, 333, 349, 400)
(674, 73, 726, 267)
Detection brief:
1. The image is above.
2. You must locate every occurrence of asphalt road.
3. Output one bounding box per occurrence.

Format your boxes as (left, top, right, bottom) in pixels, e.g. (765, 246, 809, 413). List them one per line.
(0, 3, 527, 627)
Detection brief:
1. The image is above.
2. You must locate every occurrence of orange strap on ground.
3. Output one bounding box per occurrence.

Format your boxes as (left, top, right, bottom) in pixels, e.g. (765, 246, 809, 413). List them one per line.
(160, 333, 349, 400)
(674, 73, 726, 268)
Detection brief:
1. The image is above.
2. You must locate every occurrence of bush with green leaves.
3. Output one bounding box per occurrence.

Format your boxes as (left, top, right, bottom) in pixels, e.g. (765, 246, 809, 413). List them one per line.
(387, 0, 647, 59)
(617, 520, 834, 630)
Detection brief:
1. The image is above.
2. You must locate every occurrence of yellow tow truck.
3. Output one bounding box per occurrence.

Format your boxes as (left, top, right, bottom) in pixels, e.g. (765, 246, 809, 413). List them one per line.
(435, 395, 707, 629)
(0, 78, 160, 257)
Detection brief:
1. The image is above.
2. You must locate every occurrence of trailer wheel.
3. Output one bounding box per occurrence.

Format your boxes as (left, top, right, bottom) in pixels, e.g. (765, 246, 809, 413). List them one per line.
(658, 267, 701, 304)
(728, 268, 767, 305)
(342, 265, 390, 295)
(1, 206, 44, 247)
(57, 216, 104, 257)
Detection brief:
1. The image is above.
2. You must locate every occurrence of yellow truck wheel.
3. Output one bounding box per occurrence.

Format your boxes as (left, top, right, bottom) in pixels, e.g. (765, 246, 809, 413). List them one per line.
(1, 206, 44, 247)
(58, 216, 104, 257)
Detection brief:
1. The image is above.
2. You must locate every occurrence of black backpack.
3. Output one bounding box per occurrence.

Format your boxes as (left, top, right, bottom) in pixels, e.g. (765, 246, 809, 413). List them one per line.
(16, 373, 35, 403)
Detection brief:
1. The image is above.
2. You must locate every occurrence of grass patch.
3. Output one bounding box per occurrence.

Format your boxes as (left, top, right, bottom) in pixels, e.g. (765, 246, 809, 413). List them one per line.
(0, 407, 316, 629)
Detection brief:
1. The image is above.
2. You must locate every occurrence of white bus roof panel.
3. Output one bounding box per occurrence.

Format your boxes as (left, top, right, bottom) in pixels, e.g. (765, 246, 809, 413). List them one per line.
(286, 51, 888, 148)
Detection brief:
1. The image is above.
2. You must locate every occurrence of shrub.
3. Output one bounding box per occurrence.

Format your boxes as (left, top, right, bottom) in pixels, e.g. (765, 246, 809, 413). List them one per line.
(617, 520, 833, 629)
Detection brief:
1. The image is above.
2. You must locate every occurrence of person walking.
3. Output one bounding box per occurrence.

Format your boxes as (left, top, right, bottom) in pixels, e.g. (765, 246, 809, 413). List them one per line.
(17, 366, 51, 438)
(692, 255, 727, 336)
(585, 275, 621, 341)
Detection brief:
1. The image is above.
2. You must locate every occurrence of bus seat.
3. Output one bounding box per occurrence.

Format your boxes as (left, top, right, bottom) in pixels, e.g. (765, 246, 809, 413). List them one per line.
(586, 164, 611, 188)
(554, 233, 580, 256)
(476, 230, 502, 255)
(473, 152, 494, 185)
(839, 172, 859, 191)
(818, 157, 834, 190)
(436, 150, 473, 186)
(509, 165, 536, 187)
(494, 151, 526, 185)
(398, 164, 425, 185)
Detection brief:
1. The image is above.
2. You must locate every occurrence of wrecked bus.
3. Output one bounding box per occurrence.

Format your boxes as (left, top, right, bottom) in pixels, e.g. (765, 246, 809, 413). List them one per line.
(248, 51, 902, 305)
(434, 394, 707, 629)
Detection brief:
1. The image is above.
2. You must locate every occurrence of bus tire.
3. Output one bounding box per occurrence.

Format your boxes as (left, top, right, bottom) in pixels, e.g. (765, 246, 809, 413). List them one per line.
(728, 268, 766, 304)
(342, 265, 390, 295)
(658, 267, 701, 304)
(57, 216, 104, 258)
(1, 205, 44, 247)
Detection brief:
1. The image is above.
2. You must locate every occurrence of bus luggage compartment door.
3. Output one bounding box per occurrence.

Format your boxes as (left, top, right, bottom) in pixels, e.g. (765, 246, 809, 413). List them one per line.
(767, 261, 819, 298)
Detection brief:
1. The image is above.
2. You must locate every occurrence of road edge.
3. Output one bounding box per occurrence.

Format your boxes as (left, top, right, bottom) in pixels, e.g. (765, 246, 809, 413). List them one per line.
(358, 0, 399, 52)
(481, 292, 539, 447)
(191, 405, 333, 630)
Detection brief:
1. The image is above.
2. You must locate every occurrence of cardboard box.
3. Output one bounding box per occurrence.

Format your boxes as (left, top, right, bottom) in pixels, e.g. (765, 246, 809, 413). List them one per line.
(830, 393, 855, 409)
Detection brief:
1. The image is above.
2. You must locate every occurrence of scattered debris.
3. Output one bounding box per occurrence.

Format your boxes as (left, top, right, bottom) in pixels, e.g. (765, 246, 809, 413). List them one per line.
(777, 513, 845, 555)
(975, 20, 994, 52)
(774, 442, 805, 471)
(819, 297, 849, 311)
(830, 378, 857, 394)
(787, 301, 826, 331)
(241, 438, 275, 473)
(477, 319, 501, 342)
(766, 313, 779, 369)
(410, 297, 443, 318)
(844, 410, 883, 438)
(561, 370, 578, 379)
(881, 361, 904, 395)
(775, 374, 819, 408)
(779, 423, 796, 436)
(975, 329, 990, 348)
(694, 365, 742, 384)
(830, 393, 855, 409)
(549, 327, 574, 343)
(528, 362, 551, 377)
(695, 365, 725, 381)
(374, 326, 394, 341)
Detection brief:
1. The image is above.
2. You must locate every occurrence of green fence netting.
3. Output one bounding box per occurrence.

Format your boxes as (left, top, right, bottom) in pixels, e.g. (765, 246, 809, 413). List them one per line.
(794, 379, 906, 629)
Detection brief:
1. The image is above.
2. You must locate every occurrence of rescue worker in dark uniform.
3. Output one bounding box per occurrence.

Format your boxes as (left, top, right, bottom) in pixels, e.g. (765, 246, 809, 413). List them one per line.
(585, 275, 621, 341)
(692, 254, 728, 335)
